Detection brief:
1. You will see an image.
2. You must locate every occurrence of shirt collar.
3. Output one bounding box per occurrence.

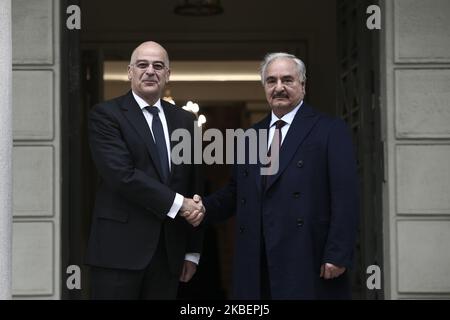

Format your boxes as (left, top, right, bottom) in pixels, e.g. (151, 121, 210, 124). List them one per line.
(132, 91, 162, 112)
(269, 100, 303, 128)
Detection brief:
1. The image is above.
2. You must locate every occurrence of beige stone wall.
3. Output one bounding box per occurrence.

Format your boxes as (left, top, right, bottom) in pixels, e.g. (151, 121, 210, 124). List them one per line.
(381, 0, 450, 299)
(11, 0, 60, 299)
(0, 0, 13, 300)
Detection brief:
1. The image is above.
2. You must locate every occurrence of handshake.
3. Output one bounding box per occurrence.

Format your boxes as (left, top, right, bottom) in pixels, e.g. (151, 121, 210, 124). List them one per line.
(180, 194, 205, 227)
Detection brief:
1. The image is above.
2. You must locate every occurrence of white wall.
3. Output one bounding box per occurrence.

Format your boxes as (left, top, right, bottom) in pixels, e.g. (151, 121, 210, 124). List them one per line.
(0, 0, 13, 300)
(381, 0, 450, 299)
(11, 0, 61, 299)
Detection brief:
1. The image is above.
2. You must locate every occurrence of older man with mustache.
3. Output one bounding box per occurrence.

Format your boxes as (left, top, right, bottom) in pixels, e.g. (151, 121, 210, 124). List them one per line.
(186, 52, 359, 300)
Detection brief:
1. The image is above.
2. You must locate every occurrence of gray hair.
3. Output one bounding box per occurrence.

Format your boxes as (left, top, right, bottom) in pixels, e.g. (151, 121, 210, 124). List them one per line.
(260, 52, 307, 85)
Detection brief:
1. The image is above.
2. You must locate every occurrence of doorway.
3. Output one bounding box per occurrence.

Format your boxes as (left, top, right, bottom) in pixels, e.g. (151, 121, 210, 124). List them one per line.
(61, 0, 382, 299)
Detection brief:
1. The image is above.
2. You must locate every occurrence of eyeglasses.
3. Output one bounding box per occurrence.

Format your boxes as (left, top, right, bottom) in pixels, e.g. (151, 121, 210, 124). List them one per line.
(130, 61, 167, 72)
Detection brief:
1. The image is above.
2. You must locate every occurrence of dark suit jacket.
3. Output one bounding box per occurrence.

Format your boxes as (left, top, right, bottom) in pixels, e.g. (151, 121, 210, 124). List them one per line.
(86, 91, 203, 276)
(204, 103, 359, 299)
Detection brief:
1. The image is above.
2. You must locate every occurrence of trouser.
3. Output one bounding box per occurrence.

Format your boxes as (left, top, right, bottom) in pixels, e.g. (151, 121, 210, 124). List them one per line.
(90, 229, 179, 300)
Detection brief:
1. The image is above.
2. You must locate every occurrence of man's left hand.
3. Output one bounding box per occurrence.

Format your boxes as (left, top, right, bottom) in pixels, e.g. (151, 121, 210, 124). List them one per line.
(320, 263, 346, 279)
(180, 260, 197, 282)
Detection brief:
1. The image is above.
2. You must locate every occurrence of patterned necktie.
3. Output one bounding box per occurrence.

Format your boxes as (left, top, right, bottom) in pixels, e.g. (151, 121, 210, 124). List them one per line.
(268, 120, 287, 157)
(146, 106, 170, 183)
(262, 119, 287, 188)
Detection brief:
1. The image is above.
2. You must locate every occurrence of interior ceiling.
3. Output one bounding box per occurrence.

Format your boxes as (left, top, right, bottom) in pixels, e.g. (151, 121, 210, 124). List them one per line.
(87, 0, 334, 83)
(83, 0, 337, 115)
(81, 0, 321, 33)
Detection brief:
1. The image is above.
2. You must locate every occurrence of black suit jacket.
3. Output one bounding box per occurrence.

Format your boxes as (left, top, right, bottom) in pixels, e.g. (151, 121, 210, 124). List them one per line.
(204, 103, 359, 299)
(86, 91, 203, 275)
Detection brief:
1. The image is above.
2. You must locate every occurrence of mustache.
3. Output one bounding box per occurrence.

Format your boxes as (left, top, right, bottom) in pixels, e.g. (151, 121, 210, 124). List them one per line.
(273, 93, 288, 99)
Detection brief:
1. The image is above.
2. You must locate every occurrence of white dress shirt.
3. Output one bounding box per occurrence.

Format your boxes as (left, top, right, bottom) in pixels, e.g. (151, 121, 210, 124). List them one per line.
(267, 100, 303, 147)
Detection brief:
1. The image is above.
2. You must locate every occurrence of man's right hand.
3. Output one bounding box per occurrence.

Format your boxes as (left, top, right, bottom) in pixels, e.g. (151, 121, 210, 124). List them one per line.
(180, 194, 205, 227)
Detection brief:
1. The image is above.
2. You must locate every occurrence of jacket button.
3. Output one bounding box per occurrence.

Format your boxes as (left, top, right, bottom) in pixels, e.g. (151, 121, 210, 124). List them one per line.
(293, 192, 301, 198)
(239, 226, 245, 233)
(241, 198, 246, 205)
(243, 169, 249, 177)
(297, 160, 304, 168)
(297, 218, 304, 227)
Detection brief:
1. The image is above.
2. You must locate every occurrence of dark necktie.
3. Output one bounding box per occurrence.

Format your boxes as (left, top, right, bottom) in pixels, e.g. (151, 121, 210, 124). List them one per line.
(147, 106, 170, 183)
(262, 119, 287, 189)
(268, 120, 287, 157)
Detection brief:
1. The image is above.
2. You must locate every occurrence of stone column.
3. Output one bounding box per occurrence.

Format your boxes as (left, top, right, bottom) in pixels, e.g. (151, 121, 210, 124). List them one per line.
(0, 0, 12, 300)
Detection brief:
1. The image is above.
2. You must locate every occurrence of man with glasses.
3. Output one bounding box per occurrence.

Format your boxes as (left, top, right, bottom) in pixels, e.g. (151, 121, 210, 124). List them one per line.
(86, 41, 204, 299)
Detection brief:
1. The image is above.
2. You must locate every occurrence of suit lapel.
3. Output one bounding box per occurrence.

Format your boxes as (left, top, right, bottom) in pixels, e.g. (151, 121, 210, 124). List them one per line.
(251, 113, 271, 194)
(264, 103, 320, 191)
(120, 91, 165, 182)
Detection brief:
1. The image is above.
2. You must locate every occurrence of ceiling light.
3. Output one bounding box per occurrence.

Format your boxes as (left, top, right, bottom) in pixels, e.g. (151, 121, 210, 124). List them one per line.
(174, 0, 224, 16)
